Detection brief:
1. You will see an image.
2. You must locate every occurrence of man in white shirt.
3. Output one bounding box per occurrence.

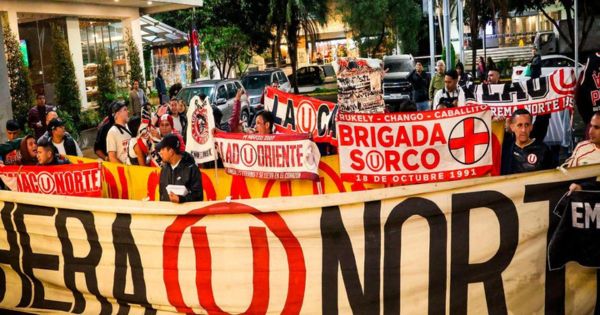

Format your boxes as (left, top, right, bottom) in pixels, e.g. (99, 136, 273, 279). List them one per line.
(433, 69, 467, 109)
(47, 118, 82, 157)
(106, 101, 132, 164)
(568, 112, 600, 193)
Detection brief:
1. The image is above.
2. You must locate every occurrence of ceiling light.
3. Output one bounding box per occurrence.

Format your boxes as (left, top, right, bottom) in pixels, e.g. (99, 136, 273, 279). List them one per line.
(147, 1, 153, 4)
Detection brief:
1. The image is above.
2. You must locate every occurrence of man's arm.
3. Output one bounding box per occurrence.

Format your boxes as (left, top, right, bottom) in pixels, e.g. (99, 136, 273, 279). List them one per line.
(108, 151, 121, 164)
(429, 76, 435, 100)
(180, 165, 203, 203)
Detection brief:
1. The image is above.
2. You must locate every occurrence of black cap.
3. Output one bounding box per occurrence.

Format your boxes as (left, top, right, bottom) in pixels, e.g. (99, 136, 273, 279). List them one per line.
(6, 120, 20, 132)
(156, 133, 181, 153)
(111, 101, 127, 115)
(47, 118, 65, 132)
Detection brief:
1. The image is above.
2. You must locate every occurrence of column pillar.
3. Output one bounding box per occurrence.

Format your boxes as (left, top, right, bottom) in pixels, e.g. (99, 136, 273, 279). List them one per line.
(123, 15, 146, 89)
(0, 13, 15, 142)
(65, 17, 87, 109)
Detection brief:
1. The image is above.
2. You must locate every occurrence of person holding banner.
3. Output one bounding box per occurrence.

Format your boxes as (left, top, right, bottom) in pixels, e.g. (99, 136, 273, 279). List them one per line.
(0, 120, 22, 165)
(36, 138, 70, 166)
(157, 134, 203, 203)
(501, 109, 553, 175)
(566, 112, 600, 193)
(253, 111, 275, 135)
(433, 69, 468, 109)
(17, 135, 38, 166)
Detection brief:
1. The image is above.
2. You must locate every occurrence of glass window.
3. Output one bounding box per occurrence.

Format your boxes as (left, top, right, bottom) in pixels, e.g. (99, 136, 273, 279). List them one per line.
(277, 71, 288, 83)
(242, 74, 270, 90)
(217, 85, 227, 99)
(227, 83, 237, 98)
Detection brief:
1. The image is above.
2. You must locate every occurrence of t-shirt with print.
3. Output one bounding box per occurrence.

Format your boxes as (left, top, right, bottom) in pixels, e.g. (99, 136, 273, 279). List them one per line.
(106, 124, 132, 163)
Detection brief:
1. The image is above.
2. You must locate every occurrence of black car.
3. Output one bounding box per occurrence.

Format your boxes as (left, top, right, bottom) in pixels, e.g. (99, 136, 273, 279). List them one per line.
(290, 65, 325, 86)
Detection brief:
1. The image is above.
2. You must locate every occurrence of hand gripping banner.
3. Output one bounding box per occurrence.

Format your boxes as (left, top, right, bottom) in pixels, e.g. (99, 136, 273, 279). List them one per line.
(337, 105, 493, 184)
(214, 130, 321, 180)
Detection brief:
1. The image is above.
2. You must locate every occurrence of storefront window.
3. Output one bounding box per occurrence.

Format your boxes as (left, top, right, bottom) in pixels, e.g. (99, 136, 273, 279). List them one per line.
(80, 19, 126, 107)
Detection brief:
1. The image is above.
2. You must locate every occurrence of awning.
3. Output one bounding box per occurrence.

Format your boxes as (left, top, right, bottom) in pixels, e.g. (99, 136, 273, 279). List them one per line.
(140, 15, 188, 47)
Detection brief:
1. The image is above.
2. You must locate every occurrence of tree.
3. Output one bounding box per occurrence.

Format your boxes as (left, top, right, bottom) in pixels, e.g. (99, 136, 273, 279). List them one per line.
(269, 0, 329, 93)
(510, 0, 600, 56)
(125, 29, 145, 91)
(2, 22, 34, 128)
(201, 26, 252, 78)
(337, 0, 421, 57)
(51, 25, 81, 124)
(97, 48, 117, 117)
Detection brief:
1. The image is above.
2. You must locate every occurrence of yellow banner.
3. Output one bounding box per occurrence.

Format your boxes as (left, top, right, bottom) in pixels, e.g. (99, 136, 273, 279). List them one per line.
(0, 165, 598, 313)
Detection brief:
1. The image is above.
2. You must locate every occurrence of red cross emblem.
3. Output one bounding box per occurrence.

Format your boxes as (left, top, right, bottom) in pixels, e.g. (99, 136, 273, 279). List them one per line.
(448, 117, 490, 165)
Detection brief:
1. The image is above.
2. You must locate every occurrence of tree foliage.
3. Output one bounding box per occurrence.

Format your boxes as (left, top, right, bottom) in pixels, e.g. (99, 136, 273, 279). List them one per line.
(201, 26, 252, 78)
(509, 0, 600, 55)
(97, 48, 116, 117)
(269, 0, 329, 93)
(337, 0, 420, 56)
(2, 22, 34, 128)
(125, 29, 145, 91)
(153, 0, 273, 54)
(51, 25, 81, 124)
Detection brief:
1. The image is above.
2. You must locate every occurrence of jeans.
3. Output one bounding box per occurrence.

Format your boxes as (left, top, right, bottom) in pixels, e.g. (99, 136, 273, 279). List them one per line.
(416, 101, 430, 111)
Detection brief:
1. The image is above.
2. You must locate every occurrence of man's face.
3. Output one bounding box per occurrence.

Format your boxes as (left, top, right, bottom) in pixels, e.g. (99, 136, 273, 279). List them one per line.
(52, 125, 66, 139)
(436, 63, 445, 74)
(415, 63, 423, 72)
(589, 115, 600, 147)
(444, 75, 457, 92)
(255, 116, 271, 135)
(115, 107, 129, 123)
(170, 100, 178, 114)
(159, 147, 173, 164)
(487, 70, 500, 84)
(510, 114, 533, 146)
(133, 81, 139, 90)
(37, 146, 53, 165)
(159, 120, 173, 136)
(6, 129, 19, 141)
(36, 95, 46, 106)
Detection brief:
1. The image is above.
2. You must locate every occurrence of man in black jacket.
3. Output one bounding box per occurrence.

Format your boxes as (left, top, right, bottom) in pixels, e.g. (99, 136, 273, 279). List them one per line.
(408, 61, 430, 111)
(157, 134, 203, 203)
(501, 109, 554, 175)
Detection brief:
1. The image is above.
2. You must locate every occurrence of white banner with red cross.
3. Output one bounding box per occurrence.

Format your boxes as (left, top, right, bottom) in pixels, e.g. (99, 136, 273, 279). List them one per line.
(466, 68, 577, 117)
(336, 106, 493, 184)
(214, 131, 321, 180)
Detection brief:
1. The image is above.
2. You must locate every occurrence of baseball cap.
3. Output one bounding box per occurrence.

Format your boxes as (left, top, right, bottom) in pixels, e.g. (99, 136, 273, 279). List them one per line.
(111, 101, 127, 115)
(156, 133, 181, 153)
(159, 114, 174, 128)
(47, 118, 65, 132)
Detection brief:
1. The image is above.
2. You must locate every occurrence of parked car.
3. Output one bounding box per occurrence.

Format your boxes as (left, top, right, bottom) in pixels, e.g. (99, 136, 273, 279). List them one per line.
(382, 55, 414, 104)
(291, 65, 325, 86)
(176, 79, 248, 128)
(241, 68, 291, 125)
(511, 54, 583, 82)
(320, 63, 337, 84)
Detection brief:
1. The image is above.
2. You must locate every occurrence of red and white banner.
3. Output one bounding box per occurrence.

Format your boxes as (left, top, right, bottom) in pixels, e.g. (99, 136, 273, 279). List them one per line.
(214, 131, 321, 180)
(263, 87, 338, 145)
(337, 106, 493, 184)
(466, 68, 577, 117)
(0, 162, 101, 197)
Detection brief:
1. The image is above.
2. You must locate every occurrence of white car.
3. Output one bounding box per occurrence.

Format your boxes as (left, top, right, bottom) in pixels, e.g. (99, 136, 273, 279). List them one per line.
(511, 54, 582, 82)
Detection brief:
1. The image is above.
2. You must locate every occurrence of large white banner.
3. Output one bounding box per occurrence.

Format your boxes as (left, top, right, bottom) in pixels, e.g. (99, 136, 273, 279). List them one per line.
(0, 166, 599, 314)
(337, 105, 494, 184)
(466, 68, 577, 117)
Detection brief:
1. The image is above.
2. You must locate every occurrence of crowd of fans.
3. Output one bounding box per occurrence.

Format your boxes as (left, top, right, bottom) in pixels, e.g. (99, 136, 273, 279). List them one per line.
(1, 46, 598, 203)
